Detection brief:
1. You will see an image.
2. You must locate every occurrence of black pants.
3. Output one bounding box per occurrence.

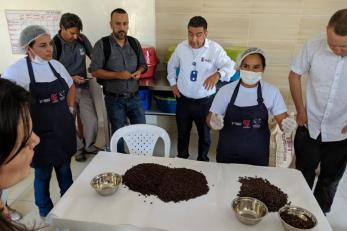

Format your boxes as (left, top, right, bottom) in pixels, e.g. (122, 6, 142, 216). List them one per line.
(176, 95, 213, 161)
(295, 126, 347, 213)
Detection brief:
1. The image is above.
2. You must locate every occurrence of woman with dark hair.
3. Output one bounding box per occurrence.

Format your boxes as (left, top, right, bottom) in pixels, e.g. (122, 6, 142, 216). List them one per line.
(207, 47, 297, 166)
(2, 25, 76, 218)
(0, 78, 40, 230)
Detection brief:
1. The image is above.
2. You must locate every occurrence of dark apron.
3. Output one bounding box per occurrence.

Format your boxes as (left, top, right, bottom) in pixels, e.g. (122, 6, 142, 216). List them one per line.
(216, 80, 270, 166)
(26, 56, 76, 168)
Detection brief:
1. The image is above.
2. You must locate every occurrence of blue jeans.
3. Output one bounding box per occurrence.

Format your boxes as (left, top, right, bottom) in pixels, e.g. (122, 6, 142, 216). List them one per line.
(104, 95, 146, 153)
(34, 162, 73, 217)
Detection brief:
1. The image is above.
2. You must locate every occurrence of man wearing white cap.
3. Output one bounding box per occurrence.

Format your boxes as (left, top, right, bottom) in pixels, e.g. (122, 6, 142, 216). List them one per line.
(3, 25, 76, 217)
(207, 47, 297, 166)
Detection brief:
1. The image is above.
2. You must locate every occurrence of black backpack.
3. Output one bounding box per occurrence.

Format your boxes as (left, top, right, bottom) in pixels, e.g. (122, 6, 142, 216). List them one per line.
(96, 35, 142, 85)
(53, 34, 91, 60)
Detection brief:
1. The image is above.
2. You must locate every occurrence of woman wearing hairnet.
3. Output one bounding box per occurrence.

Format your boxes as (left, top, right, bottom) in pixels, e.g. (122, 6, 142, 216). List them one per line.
(3, 25, 76, 217)
(207, 47, 297, 166)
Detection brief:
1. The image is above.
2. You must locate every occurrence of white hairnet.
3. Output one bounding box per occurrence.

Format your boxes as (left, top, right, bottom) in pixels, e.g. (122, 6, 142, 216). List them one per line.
(234, 47, 266, 70)
(19, 25, 49, 50)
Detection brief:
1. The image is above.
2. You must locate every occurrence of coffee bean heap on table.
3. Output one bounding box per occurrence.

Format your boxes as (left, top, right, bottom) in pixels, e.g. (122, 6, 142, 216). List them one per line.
(238, 176, 288, 212)
(123, 163, 209, 202)
(280, 211, 315, 229)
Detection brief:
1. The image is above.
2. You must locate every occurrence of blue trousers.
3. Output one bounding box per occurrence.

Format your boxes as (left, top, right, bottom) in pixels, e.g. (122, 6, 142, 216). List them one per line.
(104, 94, 146, 153)
(34, 162, 73, 217)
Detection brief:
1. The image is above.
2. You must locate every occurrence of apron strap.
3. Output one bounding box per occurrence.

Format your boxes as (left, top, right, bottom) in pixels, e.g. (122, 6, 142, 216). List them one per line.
(230, 80, 241, 105)
(48, 62, 63, 79)
(26, 56, 62, 82)
(26, 56, 36, 83)
(257, 82, 264, 104)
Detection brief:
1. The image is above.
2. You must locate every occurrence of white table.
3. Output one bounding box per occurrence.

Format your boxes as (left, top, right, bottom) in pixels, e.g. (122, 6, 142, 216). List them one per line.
(49, 152, 332, 231)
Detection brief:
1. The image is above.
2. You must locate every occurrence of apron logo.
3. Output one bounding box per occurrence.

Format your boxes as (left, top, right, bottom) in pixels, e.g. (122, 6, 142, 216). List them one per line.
(79, 48, 85, 56)
(50, 93, 58, 103)
(39, 98, 51, 103)
(58, 90, 66, 101)
(252, 118, 262, 128)
(242, 120, 251, 128)
(201, 57, 212, 63)
(231, 121, 242, 126)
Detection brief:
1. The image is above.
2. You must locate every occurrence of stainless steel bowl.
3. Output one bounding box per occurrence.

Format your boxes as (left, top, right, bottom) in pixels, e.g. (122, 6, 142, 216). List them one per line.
(278, 205, 318, 231)
(90, 172, 122, 196)
(232, 197, 268, 225)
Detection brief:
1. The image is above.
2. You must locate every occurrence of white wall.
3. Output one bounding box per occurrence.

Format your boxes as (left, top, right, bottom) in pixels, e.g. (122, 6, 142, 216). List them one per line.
(0, 0, 155, 72)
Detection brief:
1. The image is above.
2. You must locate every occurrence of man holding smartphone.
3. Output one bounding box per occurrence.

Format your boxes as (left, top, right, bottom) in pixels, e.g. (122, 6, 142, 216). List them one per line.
(53, 13, 99, 162)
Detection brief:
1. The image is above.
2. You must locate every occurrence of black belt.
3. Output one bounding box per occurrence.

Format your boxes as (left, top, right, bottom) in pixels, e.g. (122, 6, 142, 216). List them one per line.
(105, 91, 138, 98)
(179, 94, 213, 103)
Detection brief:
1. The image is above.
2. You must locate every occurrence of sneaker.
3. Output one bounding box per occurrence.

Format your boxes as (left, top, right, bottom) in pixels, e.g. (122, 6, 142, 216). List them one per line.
(75, 153, 87, 162)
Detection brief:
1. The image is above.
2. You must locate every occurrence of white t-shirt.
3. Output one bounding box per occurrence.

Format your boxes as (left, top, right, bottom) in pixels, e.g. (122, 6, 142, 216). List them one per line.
(210, 80, 287, 116)
(3, 57, 73, 91)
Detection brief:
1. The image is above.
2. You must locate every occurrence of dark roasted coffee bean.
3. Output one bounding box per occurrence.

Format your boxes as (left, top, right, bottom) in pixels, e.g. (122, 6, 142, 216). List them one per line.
(238, 176, 289, 212)
(123, 163, 209, 203)
(280, 211, 315, 229)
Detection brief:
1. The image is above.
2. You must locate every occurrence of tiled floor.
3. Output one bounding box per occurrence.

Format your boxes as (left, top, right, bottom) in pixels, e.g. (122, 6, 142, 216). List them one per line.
(6, 130, 347, 231)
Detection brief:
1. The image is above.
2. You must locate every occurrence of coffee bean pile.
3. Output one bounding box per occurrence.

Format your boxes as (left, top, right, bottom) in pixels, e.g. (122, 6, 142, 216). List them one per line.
(280, 211, 315, 229)
(238, 176, 288, 212)
(123, 163, 169, 195)
(123, 163, 209, 202)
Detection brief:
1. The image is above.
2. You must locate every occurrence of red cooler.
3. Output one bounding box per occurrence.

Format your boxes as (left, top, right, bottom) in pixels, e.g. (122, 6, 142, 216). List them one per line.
(141, 46, 157, 78)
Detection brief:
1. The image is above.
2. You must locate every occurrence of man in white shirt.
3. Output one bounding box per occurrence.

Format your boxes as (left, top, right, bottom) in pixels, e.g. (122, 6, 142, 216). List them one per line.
(167, 16, 235, 161)
(289, 8, 347, 214)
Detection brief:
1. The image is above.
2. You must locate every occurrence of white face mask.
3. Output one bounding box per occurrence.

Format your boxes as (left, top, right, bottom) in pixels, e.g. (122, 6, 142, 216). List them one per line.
(240, 70, 262, 85)
(29, 48, 48, 64)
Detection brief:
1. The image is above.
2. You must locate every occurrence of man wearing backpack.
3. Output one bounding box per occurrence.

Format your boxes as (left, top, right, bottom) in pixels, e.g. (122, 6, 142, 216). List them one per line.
(90, 8, 147, 153)
(53, 13, 99, 162)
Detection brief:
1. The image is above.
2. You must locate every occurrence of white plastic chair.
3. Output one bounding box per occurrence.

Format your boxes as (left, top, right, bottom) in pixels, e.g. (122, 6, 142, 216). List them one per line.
(110, 124, 171, 157)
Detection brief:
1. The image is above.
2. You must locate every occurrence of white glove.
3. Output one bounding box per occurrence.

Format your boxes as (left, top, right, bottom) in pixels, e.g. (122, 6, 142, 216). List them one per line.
(210, 113, 224, 130)
(69, 106, 74, 115)
(281, 117, 297, 136)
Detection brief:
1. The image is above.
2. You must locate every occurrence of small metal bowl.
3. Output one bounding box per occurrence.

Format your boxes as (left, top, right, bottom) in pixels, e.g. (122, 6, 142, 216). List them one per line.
(232, 197, 268, 225)
(90, 172, 122, 196)
(278, 205, 318, 231)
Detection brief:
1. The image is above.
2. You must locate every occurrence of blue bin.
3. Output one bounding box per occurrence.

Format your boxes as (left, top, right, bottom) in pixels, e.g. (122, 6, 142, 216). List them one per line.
(139, 89, 152, 110)
(154, 95, 176, 113)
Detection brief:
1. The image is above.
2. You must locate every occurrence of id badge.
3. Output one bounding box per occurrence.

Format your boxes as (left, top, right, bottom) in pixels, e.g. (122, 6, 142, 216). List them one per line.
(190, 70, 198, 82)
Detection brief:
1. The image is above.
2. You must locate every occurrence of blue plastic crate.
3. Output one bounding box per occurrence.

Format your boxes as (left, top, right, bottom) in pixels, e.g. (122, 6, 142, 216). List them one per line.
(139, 89, 152, 110)
(154, 95, 176, 113)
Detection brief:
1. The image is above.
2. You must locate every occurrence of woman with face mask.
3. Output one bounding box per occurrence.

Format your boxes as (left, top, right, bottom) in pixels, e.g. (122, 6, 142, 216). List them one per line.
(2, 25, 76, 218)
(0, 78, 40, 230)
(207, 47, 297, 166)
